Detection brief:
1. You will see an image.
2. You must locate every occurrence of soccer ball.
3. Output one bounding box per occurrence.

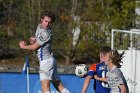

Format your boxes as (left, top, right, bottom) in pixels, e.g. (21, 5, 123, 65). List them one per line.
(75, 64, 88, 78)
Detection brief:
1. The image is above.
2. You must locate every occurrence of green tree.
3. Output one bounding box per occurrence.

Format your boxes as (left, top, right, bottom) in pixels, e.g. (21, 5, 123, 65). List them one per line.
(0, 0, 138, 64)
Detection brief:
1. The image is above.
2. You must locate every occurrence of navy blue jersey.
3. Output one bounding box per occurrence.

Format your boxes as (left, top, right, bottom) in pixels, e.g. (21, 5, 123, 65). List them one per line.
(96, 62, 110, 93)
(88, 62, 110, 93)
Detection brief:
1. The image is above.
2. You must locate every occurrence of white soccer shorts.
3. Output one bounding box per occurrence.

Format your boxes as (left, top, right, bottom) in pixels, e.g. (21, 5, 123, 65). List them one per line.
(39, 57, 60, 81)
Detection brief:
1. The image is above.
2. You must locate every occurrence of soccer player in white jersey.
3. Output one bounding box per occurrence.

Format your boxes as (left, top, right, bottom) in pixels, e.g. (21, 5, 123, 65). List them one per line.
(94, 50, 129, 93)
(19, 11, 70, 93)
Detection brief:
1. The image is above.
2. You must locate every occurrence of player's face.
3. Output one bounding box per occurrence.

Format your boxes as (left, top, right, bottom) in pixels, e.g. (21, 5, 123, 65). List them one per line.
(41, 16, 52, 28)
(100, 53, 107, 62)
(104, 53, 112, 66)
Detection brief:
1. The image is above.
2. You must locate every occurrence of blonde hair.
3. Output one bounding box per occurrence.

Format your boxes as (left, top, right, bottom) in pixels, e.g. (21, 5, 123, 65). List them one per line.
(109, 50, 125, 68)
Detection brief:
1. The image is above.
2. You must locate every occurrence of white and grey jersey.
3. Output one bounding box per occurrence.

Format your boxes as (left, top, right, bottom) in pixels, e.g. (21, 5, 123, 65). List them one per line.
(35, 24, 53, 61)
(107, 67, 124, 93)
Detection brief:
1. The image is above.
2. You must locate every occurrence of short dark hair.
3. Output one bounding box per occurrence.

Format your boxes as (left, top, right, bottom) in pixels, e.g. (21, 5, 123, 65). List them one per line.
(100, 46, 111, 55)
(41, 11, 55, 22)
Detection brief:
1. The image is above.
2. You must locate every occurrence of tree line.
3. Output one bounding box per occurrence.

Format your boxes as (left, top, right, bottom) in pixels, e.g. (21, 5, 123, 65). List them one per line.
(0, 0, 139, 64)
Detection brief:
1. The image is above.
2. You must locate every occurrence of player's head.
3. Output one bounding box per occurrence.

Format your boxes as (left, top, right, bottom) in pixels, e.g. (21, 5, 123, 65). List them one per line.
(40, 11, 55, 28)
(100, 46, 111, 62)
(106, 50, 125, 68)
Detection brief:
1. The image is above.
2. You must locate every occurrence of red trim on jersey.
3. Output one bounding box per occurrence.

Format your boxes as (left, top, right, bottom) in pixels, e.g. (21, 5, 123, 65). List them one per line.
(89, 64, 97, 72)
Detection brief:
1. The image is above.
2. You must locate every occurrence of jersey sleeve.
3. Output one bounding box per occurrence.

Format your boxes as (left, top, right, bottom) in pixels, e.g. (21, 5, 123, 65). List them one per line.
(87, 64, 97, 76)
(36, 30, 50, 46)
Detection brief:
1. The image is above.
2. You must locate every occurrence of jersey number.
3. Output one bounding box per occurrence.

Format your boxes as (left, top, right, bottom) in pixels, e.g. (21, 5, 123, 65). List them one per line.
(101, 71, 109, 88)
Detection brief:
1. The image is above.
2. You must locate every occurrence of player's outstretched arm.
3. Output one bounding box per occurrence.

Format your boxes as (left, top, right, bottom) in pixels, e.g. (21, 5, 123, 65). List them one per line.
(94, 75, 107, 82)
(82, 76, 92, 93)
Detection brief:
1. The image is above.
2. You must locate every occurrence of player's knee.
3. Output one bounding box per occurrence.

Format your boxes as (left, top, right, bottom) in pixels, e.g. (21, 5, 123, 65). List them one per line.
(61, 88, 70, 93)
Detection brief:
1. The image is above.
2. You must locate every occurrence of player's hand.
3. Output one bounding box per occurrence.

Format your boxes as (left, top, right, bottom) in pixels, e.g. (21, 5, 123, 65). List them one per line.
(19, 41, 26, 49)
(94, 75, 99, 80)
(29, 37, 36, 44)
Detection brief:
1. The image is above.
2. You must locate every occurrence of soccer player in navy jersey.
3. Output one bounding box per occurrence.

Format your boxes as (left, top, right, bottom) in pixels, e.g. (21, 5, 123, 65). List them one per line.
(94, 50, 129, 93)
(82, 46, 111, 93)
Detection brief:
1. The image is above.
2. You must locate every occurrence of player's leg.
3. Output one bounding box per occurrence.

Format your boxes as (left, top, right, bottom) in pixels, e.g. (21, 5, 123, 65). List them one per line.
(41, 79, 51, 93)
(39, 58, 54, 93)
(51, 79, 63, 92)
(52, 79, 70, 93)
(52, 58, 70, 93)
